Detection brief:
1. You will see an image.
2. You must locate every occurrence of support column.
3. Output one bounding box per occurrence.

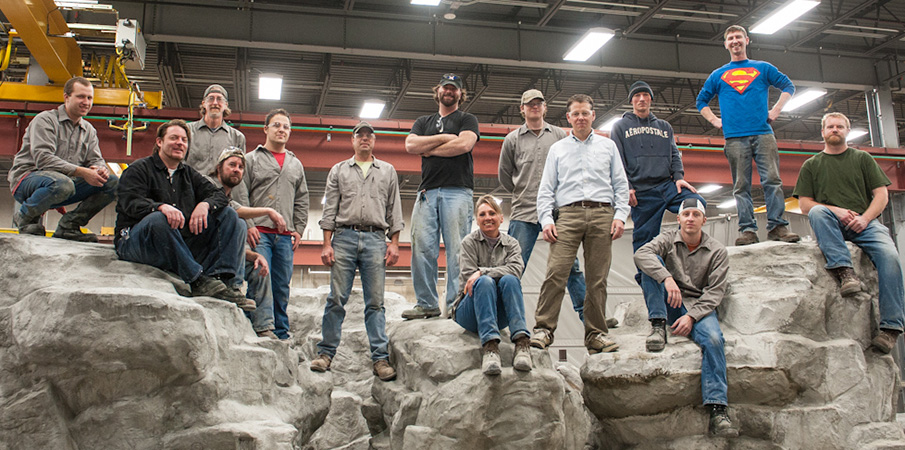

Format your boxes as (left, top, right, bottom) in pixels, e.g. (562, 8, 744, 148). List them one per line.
(865, 86, 900, 148)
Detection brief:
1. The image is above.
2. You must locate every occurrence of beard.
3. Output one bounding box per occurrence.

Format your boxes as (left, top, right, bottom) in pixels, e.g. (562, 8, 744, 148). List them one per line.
(440, 94, 458, 107)
(221, 174, 241, 188)
(825, 134, 845, 146)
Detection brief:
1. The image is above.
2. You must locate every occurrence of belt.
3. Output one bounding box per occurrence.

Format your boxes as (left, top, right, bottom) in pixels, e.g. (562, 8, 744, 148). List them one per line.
(340, 225, 385, 233)
(564, 200, 611, 208)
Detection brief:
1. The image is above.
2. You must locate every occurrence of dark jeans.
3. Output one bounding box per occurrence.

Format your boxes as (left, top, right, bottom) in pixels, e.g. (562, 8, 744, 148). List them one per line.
(14, 170, 118, 228)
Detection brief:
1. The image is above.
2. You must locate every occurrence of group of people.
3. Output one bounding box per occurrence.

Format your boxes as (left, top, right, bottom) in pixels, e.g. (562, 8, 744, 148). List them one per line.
(8, 23, 904, 439)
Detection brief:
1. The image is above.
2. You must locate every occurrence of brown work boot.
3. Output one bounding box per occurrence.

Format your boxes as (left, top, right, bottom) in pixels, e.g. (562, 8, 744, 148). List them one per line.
(587, 333, 619, 354)
(767, 225, 800, 243)
(481, 340, 501, 375)
(529, 328, 553, 349)
(734, 231, 759, 246)
(512, 335, 532, 372)
(373, 359, 397, 381)
(871, 329, 900, 354)
(256, 330, 278, 340)
(830, 267, 861, 296)
(310, 354, 332, 372)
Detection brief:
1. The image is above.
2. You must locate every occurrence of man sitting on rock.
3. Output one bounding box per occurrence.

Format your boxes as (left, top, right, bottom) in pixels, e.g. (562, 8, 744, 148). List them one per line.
(114, 119, 253, 310)
(633, 198, 738, 438)
(794, 112, 905, 354)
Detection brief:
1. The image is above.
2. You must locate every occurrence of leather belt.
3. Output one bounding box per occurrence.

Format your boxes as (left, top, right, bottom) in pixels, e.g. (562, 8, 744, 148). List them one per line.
(340, 225, 385, 233)
(564, 200, 610, 208)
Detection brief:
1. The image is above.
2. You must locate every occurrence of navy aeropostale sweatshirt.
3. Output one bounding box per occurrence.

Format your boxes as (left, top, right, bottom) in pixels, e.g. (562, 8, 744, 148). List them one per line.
(611, 111, 685, 192)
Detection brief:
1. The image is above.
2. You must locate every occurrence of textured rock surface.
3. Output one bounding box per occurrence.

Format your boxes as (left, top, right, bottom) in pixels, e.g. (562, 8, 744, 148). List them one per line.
(0, 235, 331, 449)
(584, 241, 905, 449)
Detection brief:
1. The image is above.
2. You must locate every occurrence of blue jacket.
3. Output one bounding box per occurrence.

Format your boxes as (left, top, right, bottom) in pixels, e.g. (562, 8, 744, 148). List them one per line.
(611, 111, 684, 192)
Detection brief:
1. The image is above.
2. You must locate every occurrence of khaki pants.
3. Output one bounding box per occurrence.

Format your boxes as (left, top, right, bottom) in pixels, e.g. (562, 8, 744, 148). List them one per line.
(535, 205, 613, 346)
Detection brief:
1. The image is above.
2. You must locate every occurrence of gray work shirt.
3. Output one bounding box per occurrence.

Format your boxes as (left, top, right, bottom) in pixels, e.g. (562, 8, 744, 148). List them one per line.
(233, 145, 309, 234)
(498, 122, 567, 223)
(318, 156, 404, 239)
(450, 229, 524, 315)
(186, 119, 246, 179)
(8, 105, 106, 190)
(633, 228, 729, 322)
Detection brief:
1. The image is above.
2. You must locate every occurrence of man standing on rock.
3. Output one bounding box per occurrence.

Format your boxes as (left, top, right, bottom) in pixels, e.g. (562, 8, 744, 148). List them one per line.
(611, 80, 706, 352)
(402, 73, 480, 320)
(8, 76, 118, 241)
(186, 84, 246, 179)
(234, 108, 309, 340)
(310, 121, 402, 382)
(793, 112, 905, 354)
(633, 198, 738, 438)
(532, 94, 629, 354)
(115, 120, 253, 311)
(696, 25, 799, 246)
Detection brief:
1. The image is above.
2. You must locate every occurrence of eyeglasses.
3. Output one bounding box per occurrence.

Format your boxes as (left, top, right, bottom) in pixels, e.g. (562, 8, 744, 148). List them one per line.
(354, 131, 375, 138)
(205, 95, 226, 104)
(435, 116, 444, 133)
(267, 122, 291, 130)
(524, 100, 545, 109)
(442, 73, 460, 82)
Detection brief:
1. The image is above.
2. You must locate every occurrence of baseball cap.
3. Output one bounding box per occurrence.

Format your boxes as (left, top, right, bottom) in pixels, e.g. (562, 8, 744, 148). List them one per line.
(352, 121, 375, 135)
(204, 84, 228, 102)
(521, 89, 545, 104)
(217, 146, 245, 164)
(439, 73, 463, 90)
(678, 198, 706, 214)
(628, 81, 653, 100)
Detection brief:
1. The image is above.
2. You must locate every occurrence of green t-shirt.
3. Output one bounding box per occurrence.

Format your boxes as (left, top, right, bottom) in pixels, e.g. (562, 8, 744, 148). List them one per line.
(355, 160, 372, 178)
(793, 148, 890, 214)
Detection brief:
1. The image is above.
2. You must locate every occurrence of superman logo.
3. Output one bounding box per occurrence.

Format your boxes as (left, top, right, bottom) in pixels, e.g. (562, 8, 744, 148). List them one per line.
(721, 67, 760, 94)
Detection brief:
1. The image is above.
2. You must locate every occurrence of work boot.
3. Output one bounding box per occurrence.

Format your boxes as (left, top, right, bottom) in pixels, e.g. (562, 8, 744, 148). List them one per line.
(256, 330, 279, 340)
(53, 226, 98, 243)
(191, 275, 256, 312)
(481, 340, 501, 375)
(830, 267, 861, 297)
(512, 335, 533, 372)
(401, 304, 442, 320)
(767, 225, 800, 243)
(529, 327, 553, 349)
(373, 359, 397, 381)
(734, 231, 759, 246)
(646, 319, 667, 352)
(871, 329, 900, 354)
(310, 354, 332, 372)
(708, 404, 739, 438)
(13, 211, 45, 236)
(587, 333, 619, 354)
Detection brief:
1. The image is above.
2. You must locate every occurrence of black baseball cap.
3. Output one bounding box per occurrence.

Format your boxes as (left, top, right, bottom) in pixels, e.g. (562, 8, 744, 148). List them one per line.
(439, 73, 464, 90)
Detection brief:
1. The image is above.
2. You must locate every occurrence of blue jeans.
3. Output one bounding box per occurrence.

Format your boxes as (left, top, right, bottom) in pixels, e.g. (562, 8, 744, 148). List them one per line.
(411, 187, 473, 310)
(245, 260, 275, 333)
(254, 232, 295, 339)
(115, 208, 244, 284)
(454, 275, 530, 345)
(317, 228, 390, 361)
(808, 206, 905, 331)
(508, 220, 586, 321)
(14, 170, 118, 227)
(632, 181, 706, 316)
(724, 134, 789, 233)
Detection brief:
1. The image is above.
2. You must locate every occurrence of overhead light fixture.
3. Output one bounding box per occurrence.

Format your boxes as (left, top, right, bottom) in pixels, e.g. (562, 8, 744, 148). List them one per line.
(258, 74, 282, 100)
(444, 12, 457, 20)
(847, 129, 869, 142)
(717, 199, 737, 209)
(321, 196, 327, 205)
(782, 88, 826, 112)
(411, 0, 442, 5)
(563, 27, 615, 62)
(697, 184, 722, 194)
(750, 0, 820, 35)
(493, 196, 503, 205)
(597, 116, 621, 132)
(359, 100, 385, 119)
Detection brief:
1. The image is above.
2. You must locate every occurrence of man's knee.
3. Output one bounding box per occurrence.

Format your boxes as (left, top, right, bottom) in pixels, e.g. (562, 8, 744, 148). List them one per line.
(807, 205, 833, 223)
(498, 274, 521, 289)
(473, 275, 496, 291)
(102, 174, 119, 193)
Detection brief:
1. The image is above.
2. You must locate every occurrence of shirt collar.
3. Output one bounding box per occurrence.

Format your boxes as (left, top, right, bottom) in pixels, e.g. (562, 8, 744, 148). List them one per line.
(672, 229, 714, 251)
(150, 151, 184, 172)
(568, 130, 595, 144)
(55, 104, 88, 130)
(518, 122, 554, 136)
(346, 156, 382, 168)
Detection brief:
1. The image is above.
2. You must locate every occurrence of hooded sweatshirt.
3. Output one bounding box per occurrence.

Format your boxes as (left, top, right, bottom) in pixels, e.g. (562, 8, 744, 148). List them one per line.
(611, 111, 685, 192)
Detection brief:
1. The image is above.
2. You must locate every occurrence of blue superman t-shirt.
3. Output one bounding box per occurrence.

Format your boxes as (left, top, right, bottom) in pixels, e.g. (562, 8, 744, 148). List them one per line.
(696, 59, 795, 139)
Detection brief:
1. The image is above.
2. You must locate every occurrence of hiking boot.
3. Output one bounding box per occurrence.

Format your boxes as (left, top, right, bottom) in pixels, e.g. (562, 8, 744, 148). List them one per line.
(256, 330, 279, 340)
(587, 333, 619, 354)
(18, 223, 46, 236)
(734, 231, 759, 246)
(708, 404, 739, 438)
(53, 226, 98, 243)
(191, 275, 256, 312)
(767, 225, 800, 243)
(481, 340, 501, 375)
(310, 354, 332, 372)
(512, 335, 533, 372)
(401, 304, 442, 320)
(529, 328, 553, 349)
(606, 317, 619, 329)
(646, 319, 667, 352)
(830, 267, 861, 297)
(373, 359, 397, 381)
(871, 329, 900, 354)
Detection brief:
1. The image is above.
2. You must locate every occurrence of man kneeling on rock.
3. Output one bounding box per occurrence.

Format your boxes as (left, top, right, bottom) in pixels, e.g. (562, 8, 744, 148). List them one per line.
(633, 198, 738, 438)
(794, 112, 905, 354)
(115, 120, 253, 310)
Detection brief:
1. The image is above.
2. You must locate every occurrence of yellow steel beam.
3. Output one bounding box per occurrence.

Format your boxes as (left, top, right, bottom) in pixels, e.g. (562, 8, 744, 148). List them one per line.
(0, 0, 82, 83)
(0, 82, 163, 109)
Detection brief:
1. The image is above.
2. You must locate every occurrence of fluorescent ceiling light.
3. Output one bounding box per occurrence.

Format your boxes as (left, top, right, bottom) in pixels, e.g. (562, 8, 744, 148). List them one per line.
(321, 196, 327, 205)
(717, 199, 737, 209)
(847, 129, 868, 142)
(563, 27, 615, 62)
(750, 0, 820, 35)
(411, 0, 441, 5)
(258, 74, 282, 100)
(359, 100, 385, 119)
(697, 184, 722, 194)
(597, 116, 620, 132)
(782, 88, 826, 112)
(493, 196, 503, 205)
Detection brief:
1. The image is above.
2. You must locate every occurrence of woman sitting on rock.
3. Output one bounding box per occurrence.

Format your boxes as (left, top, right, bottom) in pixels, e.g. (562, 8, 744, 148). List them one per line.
(449, 194, 532, 375)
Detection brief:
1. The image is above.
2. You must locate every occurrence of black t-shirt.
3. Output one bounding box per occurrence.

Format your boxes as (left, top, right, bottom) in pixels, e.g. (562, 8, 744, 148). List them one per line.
(410, 110, 481, 191)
